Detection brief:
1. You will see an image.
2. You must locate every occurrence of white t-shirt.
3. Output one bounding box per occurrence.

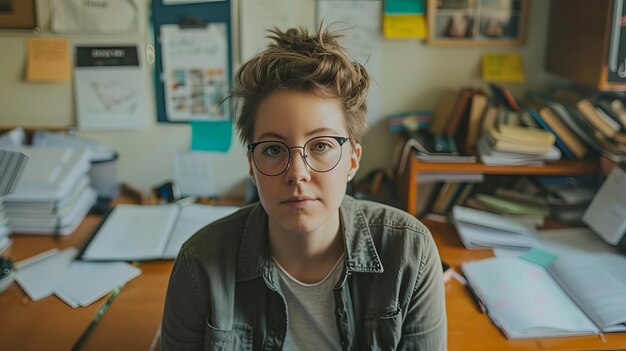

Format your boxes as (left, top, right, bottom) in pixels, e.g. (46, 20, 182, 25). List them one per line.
(273, 254, 344, 351)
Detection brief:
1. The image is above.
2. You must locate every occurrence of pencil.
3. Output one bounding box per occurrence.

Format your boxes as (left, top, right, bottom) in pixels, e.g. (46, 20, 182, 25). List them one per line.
(70, 286, 122, 351)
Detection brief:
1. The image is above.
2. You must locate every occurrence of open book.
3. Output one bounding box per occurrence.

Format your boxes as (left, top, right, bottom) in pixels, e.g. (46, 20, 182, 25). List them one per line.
(81, 203, 239, 261)
(462, 253, 626, 339)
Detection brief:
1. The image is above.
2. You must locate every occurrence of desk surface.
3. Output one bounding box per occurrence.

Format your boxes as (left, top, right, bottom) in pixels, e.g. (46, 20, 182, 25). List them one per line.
(1, 214, 625, 350)
(426, 219, 626, 351)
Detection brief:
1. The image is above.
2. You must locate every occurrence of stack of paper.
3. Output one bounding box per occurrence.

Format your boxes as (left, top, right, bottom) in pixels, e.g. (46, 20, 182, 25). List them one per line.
(0, 199, 9, 253)
(14, 247, 141, 308)
(451, 206, 539, 250)
(1, 146, 97, 235)
(0, 149, 29, 252)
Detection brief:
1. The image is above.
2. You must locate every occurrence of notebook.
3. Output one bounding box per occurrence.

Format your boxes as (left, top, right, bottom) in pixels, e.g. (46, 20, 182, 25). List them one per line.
(80, 203, 239, 261)
(462, 253, 626, 339)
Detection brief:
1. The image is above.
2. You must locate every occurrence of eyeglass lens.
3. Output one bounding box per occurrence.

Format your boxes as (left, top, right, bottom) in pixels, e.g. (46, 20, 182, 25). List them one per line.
(251, 137, 344, 176)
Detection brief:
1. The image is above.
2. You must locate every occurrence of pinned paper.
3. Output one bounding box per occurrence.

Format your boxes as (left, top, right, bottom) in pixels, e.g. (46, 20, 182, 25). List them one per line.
(383, 14, 427, 39)
(385, 0, 424, 15)
(191, 120, 232, 152)
(482, 53, 526, 83)
(520, 248, 559, 268)
(26, 38, 71, 82)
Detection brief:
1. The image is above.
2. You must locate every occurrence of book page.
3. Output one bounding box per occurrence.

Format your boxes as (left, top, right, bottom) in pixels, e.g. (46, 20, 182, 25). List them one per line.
(462, 257, 598, 339)
(549, 253, 626, 331)
(82, 204, 179, 261)
(163, 204, 238, 259)
(582, 166, 626, 245)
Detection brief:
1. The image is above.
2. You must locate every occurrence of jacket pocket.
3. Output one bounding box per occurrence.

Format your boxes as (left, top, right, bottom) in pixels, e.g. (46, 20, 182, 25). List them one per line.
(364, 309, 402, 350)
(204, 322, 253, 351)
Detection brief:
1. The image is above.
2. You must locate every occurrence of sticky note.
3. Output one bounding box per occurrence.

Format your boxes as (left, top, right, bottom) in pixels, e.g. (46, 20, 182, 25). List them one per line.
(26, 38, 71, 82)
(385, 0, 424, 15)
(383, 14, 427, 39)
(191, 120, 232, 152)
(482, 53, 526, 83)
(520, 248, 559, 268)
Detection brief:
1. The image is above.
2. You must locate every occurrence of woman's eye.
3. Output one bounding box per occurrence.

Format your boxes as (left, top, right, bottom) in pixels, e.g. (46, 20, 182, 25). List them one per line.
(263, 145, 284, 156)
(313, 142, 330, 152)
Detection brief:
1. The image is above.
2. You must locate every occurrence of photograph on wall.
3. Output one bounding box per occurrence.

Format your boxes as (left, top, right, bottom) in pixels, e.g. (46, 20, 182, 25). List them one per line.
(0, 0, 36, 29)
(74, 46, 151, 130)
(160, 23, 229, 121)
(429, 0, 527, 46)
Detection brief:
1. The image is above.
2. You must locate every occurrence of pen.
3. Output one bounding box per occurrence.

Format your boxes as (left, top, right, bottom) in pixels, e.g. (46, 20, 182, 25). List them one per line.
(70, 285, 122, 351)
(464, 282, 486, 313)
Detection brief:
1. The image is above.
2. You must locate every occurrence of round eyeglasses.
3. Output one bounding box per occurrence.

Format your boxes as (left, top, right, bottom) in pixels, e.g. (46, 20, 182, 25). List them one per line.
(247, 136, 349, 176)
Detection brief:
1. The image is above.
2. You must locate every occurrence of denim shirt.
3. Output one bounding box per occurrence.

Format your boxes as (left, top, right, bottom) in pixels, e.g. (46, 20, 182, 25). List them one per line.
(161, 196, 446, 350)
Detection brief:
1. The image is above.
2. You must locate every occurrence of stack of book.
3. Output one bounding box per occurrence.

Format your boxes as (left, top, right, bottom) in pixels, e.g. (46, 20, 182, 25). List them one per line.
(2, 146, 97, 236)
(477, 123, 560, 166)
(528, 88, 626, 162)
(534, 175, 596, 225)
(451, 205, 539, 250)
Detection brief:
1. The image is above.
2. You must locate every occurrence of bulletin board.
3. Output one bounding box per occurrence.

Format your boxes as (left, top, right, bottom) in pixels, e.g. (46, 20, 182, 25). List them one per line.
(151, 0, 232, 123)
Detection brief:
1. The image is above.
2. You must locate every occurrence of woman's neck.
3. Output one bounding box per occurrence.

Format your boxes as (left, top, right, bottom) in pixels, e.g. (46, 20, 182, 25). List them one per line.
(268, 213, 344, 284)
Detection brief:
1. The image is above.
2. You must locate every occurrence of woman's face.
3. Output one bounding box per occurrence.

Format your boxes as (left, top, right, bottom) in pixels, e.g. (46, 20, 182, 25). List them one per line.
(248, 90, 361, 235)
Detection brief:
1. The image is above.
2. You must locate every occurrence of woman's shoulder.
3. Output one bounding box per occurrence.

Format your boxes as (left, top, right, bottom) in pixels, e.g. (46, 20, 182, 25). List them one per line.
(346, 196, 430, 236)
(181, 203, 258, 257)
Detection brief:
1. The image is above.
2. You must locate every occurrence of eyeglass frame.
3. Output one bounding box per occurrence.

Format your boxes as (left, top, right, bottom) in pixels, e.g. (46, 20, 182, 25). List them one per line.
(247, 136, 349, 176)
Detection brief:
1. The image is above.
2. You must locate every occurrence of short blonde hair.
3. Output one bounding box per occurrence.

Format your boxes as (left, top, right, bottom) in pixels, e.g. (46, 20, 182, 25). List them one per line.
(231, 25, 370, 145)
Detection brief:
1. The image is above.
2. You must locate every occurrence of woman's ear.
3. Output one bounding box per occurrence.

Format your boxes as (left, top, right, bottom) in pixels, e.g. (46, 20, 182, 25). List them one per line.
(348, 143, 362, 180)
(247, 153, 257, 186)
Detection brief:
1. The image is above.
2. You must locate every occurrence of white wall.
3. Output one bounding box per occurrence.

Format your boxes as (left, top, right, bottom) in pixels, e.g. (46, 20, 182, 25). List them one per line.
(0, 0, 561, 195)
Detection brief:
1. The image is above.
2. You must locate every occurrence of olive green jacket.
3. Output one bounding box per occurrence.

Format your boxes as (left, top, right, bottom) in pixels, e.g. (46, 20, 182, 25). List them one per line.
(162, 196, 446, 350)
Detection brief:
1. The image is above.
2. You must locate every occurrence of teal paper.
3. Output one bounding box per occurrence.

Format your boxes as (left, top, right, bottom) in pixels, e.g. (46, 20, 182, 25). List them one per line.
(385, 0, 424, 14)
(520, 248, 559, 268)
(191, 120, 232, 152)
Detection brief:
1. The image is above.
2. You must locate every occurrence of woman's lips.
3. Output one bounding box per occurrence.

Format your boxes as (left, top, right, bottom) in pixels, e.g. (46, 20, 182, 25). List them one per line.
(281, 198, 316, 209)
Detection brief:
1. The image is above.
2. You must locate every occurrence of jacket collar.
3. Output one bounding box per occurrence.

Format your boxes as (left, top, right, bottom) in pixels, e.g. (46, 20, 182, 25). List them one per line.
(236, 195, 384, 282)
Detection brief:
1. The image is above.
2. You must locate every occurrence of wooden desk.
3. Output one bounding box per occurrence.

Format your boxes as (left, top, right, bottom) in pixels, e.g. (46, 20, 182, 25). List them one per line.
(2, 214, 625, 350)
(0, 214, 172, 351)
(425, 219, 626, 351)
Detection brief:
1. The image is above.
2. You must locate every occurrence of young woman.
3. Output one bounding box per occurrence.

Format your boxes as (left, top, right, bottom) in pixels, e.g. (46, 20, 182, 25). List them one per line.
(162, 26, 446, 350)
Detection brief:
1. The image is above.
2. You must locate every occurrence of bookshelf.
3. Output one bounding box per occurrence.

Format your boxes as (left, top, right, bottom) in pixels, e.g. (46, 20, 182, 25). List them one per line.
(398, 152, 599, 216)
(545, 0, 626, 90)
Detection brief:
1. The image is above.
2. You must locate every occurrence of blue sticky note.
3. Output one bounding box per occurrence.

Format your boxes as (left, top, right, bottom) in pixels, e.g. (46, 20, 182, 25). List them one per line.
(191, 120, 232, 152)
(520, 248, 559, 268)
(385, 0, 424, 15)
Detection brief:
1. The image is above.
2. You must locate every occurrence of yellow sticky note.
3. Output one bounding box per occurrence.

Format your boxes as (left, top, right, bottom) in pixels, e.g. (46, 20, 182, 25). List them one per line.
(26, 38, 71, 82)
(383, 14, 427, 39)
(482, 53, 526, 83)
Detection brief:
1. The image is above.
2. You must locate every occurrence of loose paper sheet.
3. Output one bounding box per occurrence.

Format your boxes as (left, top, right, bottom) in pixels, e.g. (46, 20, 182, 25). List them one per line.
(383, 14, 427, 39)
(26, 38, 71, 82)
(240, 0, 314, 62)
(482, 53, 526, 82)
(583, 166, 626, 245)
(317, 0, 383, 121)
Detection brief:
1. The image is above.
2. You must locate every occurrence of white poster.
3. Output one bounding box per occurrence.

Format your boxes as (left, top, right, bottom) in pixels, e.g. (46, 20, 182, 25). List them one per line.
(51, 0, 144, 34)
(161, 23, 229, 121)
(74, 46, 150, 130)
(317, 0, 383, 122)
(164, 0, 225, 4)
(240, 0, 316, 63)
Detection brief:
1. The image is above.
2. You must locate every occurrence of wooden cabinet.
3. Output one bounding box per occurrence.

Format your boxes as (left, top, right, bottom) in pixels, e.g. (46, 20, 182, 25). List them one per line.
(545, 0, 626, 90)
(397, 152, 599, 216)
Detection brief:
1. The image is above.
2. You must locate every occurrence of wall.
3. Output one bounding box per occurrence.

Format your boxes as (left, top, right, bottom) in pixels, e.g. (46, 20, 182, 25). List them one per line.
(0, 0, 561, 195)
